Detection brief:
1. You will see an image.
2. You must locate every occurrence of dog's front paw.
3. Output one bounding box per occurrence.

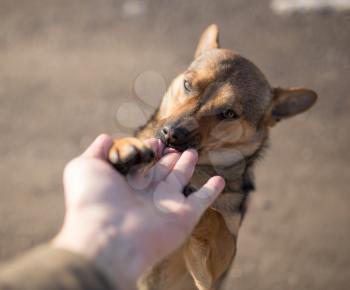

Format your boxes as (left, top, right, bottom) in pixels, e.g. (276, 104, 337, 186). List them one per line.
(108, 137, 154, 174)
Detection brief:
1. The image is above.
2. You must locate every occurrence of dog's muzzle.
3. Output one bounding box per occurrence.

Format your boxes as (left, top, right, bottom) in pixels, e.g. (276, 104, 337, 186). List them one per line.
(157, 124, 199, 152)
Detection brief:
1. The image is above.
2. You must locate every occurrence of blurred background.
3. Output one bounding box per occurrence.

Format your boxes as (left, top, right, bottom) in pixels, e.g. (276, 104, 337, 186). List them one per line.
(0, 0, 349, 289)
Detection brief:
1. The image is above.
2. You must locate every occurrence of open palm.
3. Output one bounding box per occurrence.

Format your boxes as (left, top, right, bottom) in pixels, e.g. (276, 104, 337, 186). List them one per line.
(55, 135, 224, 290)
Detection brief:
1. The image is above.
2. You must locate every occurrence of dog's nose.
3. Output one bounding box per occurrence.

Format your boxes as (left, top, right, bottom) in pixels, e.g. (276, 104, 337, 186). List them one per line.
(161, 125, 189, 145)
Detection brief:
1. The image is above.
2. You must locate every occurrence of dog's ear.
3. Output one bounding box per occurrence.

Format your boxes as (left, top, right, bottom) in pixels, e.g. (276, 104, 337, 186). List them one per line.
(268, 87, 317, 125)
(195, 24, 220, 58)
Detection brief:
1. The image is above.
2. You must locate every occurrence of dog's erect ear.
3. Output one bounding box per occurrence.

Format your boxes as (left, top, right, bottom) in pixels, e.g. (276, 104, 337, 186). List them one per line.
(268, 87, 317, 125)
(194, 24, 220, 58)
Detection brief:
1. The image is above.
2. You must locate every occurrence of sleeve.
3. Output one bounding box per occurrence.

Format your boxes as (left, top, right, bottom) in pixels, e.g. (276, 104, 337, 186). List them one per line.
(0, 245, 116, 290)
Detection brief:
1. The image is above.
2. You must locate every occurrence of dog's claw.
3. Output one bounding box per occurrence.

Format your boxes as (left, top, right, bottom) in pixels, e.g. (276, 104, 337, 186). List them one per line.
(109, 150, 119, 164)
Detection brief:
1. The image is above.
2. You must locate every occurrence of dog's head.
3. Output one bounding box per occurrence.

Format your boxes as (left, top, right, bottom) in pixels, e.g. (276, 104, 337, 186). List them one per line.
(155, 24, 317, 165)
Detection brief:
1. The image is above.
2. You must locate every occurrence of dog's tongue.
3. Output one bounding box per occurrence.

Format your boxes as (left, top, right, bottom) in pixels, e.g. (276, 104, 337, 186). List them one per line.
(163, 147, 178, 155)
(154, 139, 178, 159)
(154, 139, 165, 160)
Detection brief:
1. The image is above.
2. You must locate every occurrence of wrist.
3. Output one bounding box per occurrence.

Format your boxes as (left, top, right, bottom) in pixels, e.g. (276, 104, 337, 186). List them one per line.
(52, 222, 144, 290)
(93, 233, 143, 290)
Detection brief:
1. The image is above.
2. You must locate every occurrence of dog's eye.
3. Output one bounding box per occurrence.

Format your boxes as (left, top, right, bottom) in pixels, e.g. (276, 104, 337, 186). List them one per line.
(220, 109, 238, 120)
(184, 80, 192, 93)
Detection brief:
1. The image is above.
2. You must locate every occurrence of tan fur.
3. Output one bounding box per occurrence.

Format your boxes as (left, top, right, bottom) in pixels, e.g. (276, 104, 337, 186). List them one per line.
(108, 24, 317, 290)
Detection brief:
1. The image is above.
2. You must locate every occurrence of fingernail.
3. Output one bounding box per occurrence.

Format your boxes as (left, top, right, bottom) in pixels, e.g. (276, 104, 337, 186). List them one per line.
(213, 176, 225, 191)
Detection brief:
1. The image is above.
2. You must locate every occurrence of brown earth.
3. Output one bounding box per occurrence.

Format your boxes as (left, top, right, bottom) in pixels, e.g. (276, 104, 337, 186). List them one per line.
(0, 1, 349, 289)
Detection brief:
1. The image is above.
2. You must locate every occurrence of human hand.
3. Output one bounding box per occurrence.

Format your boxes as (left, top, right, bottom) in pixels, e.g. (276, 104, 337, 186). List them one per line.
(53, 134, 225, 290)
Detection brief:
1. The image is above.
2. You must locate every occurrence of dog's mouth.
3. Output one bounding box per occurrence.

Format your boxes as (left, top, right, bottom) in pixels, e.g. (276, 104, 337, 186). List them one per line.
(154, 135, 199, 159)
(153, 126, 201, 159)
(151, 138, 174, 159)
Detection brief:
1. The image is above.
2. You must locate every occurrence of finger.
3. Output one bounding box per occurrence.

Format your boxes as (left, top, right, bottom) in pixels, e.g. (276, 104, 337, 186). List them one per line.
(185, 176, 225, 221)
(81, 134, 113, 160)
(143, 138, 159, 150)
(143, 138, 165, 160)
(165, 149, 198, 191)
(125, 153, 180, 192)
(152, 180, 185, 214)
(152, 152, 181, 184)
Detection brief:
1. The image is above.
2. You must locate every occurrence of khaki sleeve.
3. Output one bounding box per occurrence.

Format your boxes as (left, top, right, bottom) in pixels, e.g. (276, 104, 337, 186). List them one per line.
(0, 245, 116, 290)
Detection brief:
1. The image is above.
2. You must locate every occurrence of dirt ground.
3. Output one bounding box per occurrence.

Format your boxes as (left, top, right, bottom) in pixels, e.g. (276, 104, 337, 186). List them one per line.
(0, 1, 349, 289)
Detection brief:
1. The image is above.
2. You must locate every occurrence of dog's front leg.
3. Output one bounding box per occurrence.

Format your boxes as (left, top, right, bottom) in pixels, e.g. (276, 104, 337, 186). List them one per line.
(184, 209, 236, 290)
(108, 137, 155, 174)
(211, 193, 245, 238)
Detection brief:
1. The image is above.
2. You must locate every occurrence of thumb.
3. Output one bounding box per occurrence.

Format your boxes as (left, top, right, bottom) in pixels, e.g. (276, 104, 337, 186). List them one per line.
(81, 134, 113, 160)
(185, 176, 225, 223)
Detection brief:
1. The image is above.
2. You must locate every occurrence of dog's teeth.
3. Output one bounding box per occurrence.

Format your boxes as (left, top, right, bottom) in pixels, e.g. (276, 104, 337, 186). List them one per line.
(109, 151, 119, 164)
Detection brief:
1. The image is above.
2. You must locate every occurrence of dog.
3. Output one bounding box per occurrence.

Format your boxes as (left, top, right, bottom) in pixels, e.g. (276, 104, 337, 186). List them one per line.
(108, 24, 317, 290)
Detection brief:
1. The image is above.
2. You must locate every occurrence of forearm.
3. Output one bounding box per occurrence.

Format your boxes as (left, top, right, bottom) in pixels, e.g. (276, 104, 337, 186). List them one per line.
(0, 245, 115, 290)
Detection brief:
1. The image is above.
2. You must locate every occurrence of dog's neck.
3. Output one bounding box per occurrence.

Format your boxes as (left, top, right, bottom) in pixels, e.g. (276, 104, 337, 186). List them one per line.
(186, 141, 266, 218)
(191, 141, 265, 192)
